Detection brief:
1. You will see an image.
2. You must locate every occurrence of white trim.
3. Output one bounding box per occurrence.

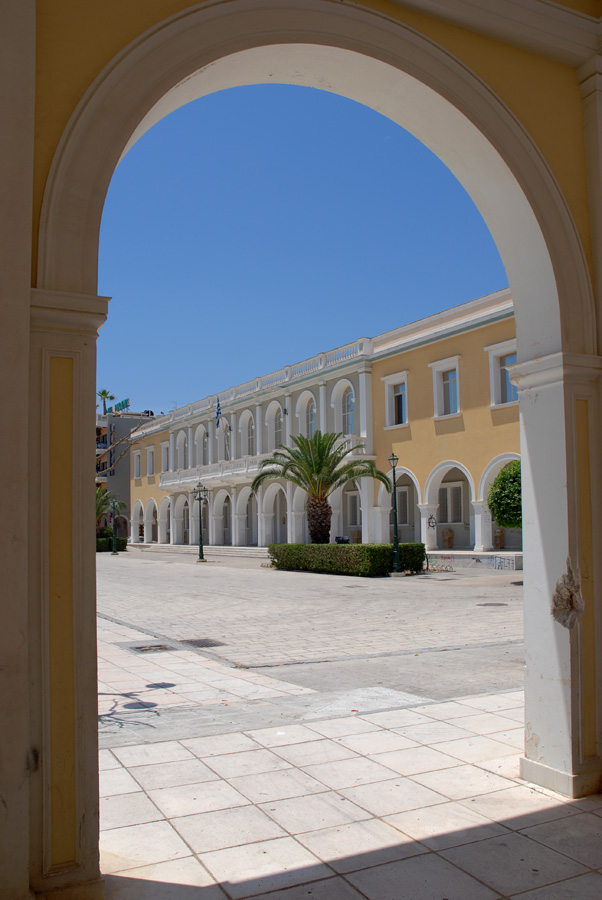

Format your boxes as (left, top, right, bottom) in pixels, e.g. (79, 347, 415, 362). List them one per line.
(133, 450, 141, 479)
(485, 338, 518, 406)
(146, 446, 155, 477)
(429, 355, 461, 418)
(382, 370, 409, 427)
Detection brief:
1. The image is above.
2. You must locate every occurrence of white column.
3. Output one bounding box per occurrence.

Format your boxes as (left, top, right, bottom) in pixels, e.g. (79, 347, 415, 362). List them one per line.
(359, 477, 372, 543)
(359, 366, 373, 455)
(230, 487, 238, 545)
(418, 503, 438, 550)
(230, 413, 237, 460)
(256, 486, 264, 546)
(187, 426, 193, 468)
(286, 482, 294, 543)
(255, 404, 263, 454)
(284, 394, 292, 445)
(263, 514, 275, 545)
(472, 500, 493, 551)
(319, 382, 327, 432)
(143, 508, 153, 543)
(208, 422, 214, 464)
(169, 431, 175, 472)
(188, 492, 195, 545)
(373, 507, 391, 543)
(514, 353, 602, 797)
(206, 493, 214, 545)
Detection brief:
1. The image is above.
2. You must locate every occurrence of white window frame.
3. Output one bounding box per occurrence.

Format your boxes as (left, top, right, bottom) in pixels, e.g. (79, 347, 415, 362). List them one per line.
(484, 339, 518, 408)
(133, 451, 141, 479)
(381, 370, 409, 429)
(438, 481, 464, 524)
(160, 442, 169, 473)
(146, 447, 155, 477)
(394, 486, 410, 526)
(347, 491, 361, 528)
(429, 355, 461, 419)
(342, 386, 355, 435)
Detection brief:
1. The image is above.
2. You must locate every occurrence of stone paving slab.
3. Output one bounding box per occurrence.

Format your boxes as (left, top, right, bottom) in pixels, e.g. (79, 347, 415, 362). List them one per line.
(97, 554, 523, 668)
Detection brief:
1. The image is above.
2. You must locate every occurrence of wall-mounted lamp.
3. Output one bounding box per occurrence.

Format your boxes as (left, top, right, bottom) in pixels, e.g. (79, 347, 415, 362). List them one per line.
(428, 514, 437, 529)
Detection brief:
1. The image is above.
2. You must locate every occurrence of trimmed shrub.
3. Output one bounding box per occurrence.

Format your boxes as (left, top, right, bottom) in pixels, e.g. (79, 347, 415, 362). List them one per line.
(268, 542, 425, 577)
(488, 460, 522, 529)
(398, 542, 426, 574)
(96, 537, 127, 552)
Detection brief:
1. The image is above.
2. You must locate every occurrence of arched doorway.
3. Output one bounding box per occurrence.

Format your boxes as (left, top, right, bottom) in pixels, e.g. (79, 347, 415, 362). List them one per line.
(424, 462, 476, 552)
(262, 483, 288, 545)
(130, 500, 144, 544)
(158, 496, 171, 544)
(477, 454, 523, 552)
(23, 4, 602, 896)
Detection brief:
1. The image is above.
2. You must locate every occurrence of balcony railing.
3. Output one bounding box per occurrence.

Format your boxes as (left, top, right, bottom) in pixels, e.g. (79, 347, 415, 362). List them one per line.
(159, 453, 271, 489)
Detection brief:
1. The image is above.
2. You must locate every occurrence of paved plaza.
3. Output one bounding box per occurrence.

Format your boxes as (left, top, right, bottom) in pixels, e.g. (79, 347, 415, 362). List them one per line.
(97, 551, 602, 899)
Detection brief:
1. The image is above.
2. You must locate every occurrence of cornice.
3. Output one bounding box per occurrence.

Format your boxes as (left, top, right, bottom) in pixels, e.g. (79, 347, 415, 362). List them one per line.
(386, 0, 600, 67)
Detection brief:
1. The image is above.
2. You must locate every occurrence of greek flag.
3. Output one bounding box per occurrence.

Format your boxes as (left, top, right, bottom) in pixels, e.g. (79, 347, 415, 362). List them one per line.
(215, 397, 221, 428)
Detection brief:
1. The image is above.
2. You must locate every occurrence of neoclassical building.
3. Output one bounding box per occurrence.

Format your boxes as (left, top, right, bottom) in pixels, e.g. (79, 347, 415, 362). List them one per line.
(130, 289, 521, 554)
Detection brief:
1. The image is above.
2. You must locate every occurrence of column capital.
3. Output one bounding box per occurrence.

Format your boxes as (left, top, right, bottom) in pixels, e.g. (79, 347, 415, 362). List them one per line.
(510, 352, 602, 391)
(30, 288, 109, 334)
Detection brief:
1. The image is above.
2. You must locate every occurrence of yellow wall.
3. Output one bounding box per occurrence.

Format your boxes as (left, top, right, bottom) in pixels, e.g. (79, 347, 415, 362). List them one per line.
(33, 1, 593, 283)
(130, 427, 170, 511)
(372, 317, 520, 498)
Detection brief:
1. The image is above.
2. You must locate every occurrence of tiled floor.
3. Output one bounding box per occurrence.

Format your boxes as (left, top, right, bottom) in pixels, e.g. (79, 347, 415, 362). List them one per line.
(101, 692, 602, 899)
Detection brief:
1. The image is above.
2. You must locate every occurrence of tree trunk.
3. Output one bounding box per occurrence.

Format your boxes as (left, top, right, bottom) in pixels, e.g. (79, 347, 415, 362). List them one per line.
(306, 497, 332, 544)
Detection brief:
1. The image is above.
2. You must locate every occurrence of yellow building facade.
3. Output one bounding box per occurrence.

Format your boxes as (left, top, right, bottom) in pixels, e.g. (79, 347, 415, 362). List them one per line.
(129, 291, 522, 559)
(2, 2, 601, 897)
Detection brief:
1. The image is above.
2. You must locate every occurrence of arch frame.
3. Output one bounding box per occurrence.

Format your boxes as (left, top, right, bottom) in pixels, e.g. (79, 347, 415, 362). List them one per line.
(37, 0, 594, 359)
(425, 460, 476, 506)
(377, 466, 422, 508)
(478, 452, 521, 501)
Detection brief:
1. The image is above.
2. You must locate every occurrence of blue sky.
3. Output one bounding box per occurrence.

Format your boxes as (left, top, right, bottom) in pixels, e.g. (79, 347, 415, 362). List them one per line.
(98, 84, 507, 414)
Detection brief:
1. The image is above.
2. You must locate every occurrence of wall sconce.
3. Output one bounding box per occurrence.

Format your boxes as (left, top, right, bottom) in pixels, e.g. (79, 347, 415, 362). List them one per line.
(428, 514, 437, 529)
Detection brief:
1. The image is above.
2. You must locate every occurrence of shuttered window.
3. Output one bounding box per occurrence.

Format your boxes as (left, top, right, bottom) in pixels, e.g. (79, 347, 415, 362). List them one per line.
(438, 483, 463, 523)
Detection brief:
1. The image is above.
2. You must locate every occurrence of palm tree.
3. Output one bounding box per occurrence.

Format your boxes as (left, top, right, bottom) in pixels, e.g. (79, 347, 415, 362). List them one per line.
(251, 430, 391, 544)
(97, 388, 115, 414)
(96, 486, 126, 526)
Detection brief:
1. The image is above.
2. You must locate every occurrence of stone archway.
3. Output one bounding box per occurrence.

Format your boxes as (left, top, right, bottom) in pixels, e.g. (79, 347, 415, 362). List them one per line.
(19, 3, 602, 896)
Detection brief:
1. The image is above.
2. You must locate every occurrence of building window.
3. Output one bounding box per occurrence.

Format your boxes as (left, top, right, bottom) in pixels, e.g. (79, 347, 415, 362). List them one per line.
(429, 356, 461, 418)
(342, 387, 354, 434)
(393, 383, 407, 425)
(202, 430, 208, 465)
(347, 492, 360, 527)
(485, 340, 518, 407)
(160, 443, 169, 472)
(134, 452, 141, 479)
(274, 407, 282, 449)
(146, 448, 154, 476)
(381, 371, 408, 428)
(438, 482, 463, 523)
(393, 487, 409, 526)
(306, 399, 316, 438)
(247, 416, 255, 456)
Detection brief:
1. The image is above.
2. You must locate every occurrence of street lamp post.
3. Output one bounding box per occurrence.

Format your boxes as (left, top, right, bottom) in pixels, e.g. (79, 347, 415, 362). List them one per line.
(389, 452, 400, 573)
(192, 481, 208, 562)
(111, 498, 119, 555)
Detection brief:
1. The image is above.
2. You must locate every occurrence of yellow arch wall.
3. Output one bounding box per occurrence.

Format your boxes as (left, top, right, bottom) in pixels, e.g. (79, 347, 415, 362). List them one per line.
(33, 0, 593, 284)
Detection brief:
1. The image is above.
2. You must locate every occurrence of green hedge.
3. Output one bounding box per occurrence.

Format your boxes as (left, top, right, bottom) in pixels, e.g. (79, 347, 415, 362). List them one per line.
(268, 542, 425, 577)
(96, 537, 127, 552)
(397, 542, 427, 573)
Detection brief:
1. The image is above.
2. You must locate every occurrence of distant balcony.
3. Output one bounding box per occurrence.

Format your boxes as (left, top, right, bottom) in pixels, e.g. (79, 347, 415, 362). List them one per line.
(159, 453, 271, 491)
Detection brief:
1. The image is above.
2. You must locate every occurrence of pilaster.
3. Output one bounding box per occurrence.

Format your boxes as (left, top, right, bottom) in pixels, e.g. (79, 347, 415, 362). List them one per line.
(418, 503, 438, 550)
(29, 289, 108, 895)
(512, 351, 602, 796)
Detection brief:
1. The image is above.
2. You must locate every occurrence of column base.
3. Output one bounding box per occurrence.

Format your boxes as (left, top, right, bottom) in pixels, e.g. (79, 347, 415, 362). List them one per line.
(35, 878, 104, 900)
(521, 756, 602, 798)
